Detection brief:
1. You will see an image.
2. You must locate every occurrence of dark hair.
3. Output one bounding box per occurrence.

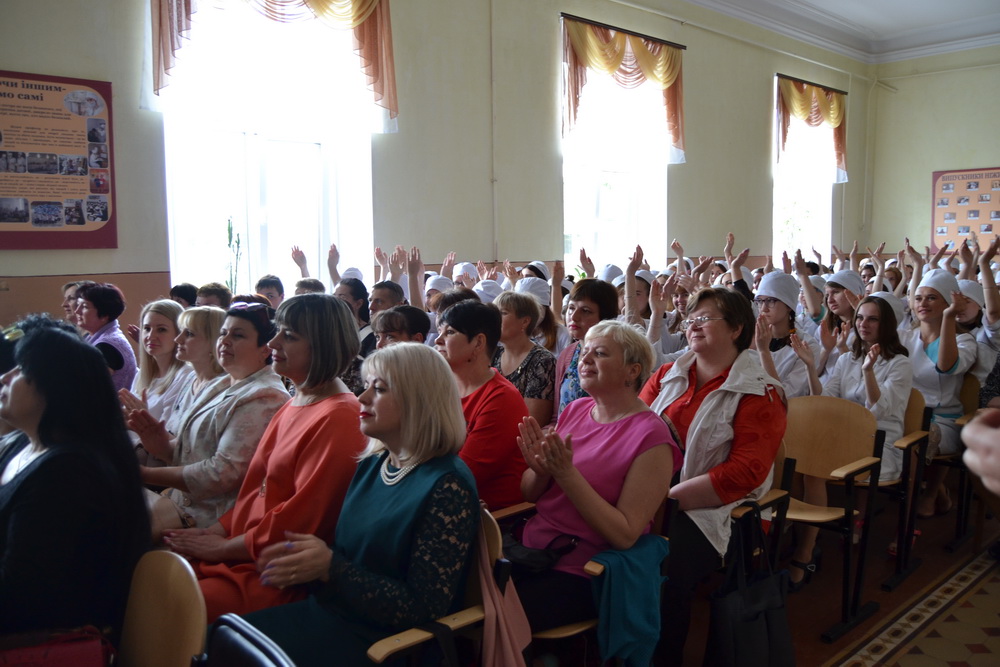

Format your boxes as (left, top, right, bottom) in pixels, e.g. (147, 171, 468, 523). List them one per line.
(371, 281, 405, 304)
(851, 296, 909, 361)
(439, 300, 502, 358)
(225, 303, 276, 347)
(569, 278, 619, 321)
(372, 305, 431, 338)
(198, 282, 233, 309)
(338, 278, 371, 324)
(823, 280, 854, 333)
(687, 287, 755, 352)
(76, 283, 126, 321)
(275, 294, 358, 388)
(254, 274, 284, 296)
(429, 287, 478, 314)
(805, 261, 820, 276)
(1, 315, 79, 375)
(295, 278, 326, 293)
(523, 264, 546, 280)
(169, 282, 198, 306)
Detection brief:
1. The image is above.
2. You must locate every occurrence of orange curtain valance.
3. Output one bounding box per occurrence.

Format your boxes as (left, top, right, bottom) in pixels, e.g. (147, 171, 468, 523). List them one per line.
(563, 16, 685, 162)
(776, 75, 847, 182)
(152, 0, 397, 118)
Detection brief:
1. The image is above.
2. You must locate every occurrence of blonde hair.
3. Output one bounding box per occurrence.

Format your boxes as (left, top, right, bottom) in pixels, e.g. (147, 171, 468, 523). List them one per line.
(134, 299, 185, 395)
(359, 343, 466, 465)
(584, 319, 655, 391)
(177, 306, 226, 376)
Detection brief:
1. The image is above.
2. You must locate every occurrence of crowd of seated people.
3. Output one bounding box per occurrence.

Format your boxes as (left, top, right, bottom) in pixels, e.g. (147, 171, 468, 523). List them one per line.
(4, 231, 1000, 665)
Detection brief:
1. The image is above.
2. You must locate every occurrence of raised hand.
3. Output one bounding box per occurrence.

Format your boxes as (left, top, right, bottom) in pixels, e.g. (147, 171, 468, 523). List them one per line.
(290, 245, 308, 269)
(579, 248, 595, 277)
(649, 277, 673, 314)
(789, 333, 815, 367)
(440, 251, 457, 281)
(753, 312, 772, 351)
(388, 245, 406, 280)
(724, 233, 735, 264)
(407, 246, 423, 277)
(517, 416, 553, 476)
(126, 408, 172, 461)
(862, 343, 881, 372)
(781, 251, 792, 274)
(119, 387, 149, 413)
(793, 249, 810, 276)
(502, 259, 519, 285)
(627, 245, 644, 274)
(476, 260, 489, 281)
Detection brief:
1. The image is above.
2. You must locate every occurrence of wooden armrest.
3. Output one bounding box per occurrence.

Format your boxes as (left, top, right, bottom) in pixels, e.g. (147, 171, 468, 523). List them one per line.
(367, 607, 485, 663)
(830, 456, 880, 480)
(956, 411, 978, 427)
(893, 430, 929, 450)
(730, 490, 788, 520)
(491, 501, 535, 521)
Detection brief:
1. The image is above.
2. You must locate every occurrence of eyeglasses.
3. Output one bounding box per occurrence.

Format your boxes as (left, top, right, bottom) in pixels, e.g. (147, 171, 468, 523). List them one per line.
(229, 302, 269, 312)
(681, 316, 726, 330)
(752, 297, 780, 308)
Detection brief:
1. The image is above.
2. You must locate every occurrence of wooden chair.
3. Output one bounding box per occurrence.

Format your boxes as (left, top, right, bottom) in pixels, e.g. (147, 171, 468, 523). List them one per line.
(366, 505, 504, 664)
(782, 395, 883, 643)
(935, 374, 979, 552)
(117, 550, 207, 667)
(881, 388, 931, 591)
(731, 440, 793, 571)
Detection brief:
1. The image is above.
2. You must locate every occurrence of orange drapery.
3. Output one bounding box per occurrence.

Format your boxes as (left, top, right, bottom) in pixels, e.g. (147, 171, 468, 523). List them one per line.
(562, 16, 685, 161)
(776, 75, 847, 182)
(151, 0, 397, 118)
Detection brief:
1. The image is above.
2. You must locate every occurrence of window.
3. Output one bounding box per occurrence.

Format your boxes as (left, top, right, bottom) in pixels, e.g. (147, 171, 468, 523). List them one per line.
(562, 74, 670, 271)
(161, 2, 377, 292)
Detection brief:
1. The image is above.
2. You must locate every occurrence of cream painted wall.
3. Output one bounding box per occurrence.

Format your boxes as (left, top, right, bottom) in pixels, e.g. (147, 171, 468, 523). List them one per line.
(380, 0, 875, 264)
(870, 46, 1000, 248)
(0, 0, 169, 278)
(4, 0, 992, 285)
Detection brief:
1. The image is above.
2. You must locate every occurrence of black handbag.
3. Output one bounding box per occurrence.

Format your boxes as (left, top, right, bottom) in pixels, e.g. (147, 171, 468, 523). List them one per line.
(703, 508, 796, 667)
(501, 517, 579, 575)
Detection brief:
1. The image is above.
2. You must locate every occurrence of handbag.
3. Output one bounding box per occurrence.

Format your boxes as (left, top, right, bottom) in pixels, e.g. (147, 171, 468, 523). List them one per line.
(703, 507, 795, 667)
(0, 626, 114, 666)
(501, 517, 579, 575)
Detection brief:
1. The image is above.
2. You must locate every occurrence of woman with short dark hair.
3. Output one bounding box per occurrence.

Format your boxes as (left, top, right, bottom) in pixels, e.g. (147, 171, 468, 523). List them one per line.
(75, 281, 137, 391)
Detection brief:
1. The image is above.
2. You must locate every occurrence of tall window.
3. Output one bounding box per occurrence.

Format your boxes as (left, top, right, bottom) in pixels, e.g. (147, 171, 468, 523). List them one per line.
(561, 17, 685, 274)
(161, 2, 377, 292)
(562, 74, 670, 271)
(772, 75, 847, 260)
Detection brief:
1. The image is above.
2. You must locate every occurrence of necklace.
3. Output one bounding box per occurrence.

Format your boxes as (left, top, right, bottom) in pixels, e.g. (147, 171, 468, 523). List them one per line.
(380, 455, 417, 486)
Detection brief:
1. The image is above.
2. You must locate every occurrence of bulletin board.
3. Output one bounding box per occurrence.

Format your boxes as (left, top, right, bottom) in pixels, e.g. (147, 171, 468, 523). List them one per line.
(0, 69, 117, 249)
(932, 167, 1000, 251)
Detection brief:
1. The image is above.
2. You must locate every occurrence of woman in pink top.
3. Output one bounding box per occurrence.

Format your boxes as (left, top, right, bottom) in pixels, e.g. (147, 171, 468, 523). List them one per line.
(515, 320, 680, 632)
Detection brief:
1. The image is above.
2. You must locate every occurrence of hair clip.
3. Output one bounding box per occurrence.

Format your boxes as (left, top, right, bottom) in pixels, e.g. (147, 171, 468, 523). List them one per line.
(2, 325, 24, 342)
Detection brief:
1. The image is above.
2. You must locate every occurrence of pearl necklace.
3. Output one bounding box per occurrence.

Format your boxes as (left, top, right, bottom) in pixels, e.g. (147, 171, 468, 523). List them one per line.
(380, 455, 417, 486)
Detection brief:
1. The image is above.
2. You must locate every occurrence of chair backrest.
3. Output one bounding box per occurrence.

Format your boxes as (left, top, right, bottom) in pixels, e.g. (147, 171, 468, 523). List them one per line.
(784, 395, 878, 479)
(117, 550, 207, 667)
(960, 374, 980, 415)
(193, 614, 294, 667)
(903, 388, 927, 434)
(462, 506, 503, 607)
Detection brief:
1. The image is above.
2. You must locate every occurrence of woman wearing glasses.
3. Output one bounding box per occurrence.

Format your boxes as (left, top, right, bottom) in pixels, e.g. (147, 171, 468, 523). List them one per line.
(752, 271, 820, 399)
(129, 302, 289, 534)
(639, 287, 785, 665)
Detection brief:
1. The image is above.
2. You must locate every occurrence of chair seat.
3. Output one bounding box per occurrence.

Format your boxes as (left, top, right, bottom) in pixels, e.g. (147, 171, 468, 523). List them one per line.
(533, 619, 598, 640)
(786, 497, 857, 524)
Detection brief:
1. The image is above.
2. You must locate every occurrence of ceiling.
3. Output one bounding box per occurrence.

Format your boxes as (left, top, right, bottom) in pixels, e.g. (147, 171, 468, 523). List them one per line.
(677, 0, 1000, 63)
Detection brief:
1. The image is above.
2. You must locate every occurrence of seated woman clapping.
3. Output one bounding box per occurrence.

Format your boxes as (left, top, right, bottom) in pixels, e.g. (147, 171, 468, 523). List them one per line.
(162, 295, 368, 622)
(514, 320, 679, 632)
(240, 343, 479, 667)
(129, 303, 289, 533)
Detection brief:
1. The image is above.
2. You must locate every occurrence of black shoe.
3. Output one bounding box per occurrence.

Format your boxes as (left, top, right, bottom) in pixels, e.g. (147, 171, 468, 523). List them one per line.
(787, 559, 817, 593)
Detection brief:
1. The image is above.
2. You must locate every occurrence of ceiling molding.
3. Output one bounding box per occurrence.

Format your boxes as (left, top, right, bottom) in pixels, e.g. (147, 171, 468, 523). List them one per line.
(676, 0, 1000, 64)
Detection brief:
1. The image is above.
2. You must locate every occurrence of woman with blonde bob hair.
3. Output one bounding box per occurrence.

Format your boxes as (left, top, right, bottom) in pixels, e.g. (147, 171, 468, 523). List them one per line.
(493, 290, 556, 426)
(240, 343, 479, 666)
(515, 319, 680, 632)
(120, 299, 192, 433)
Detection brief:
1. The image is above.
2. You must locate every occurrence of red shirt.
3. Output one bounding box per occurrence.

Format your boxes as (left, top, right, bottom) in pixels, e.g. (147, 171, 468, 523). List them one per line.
(640, 362, 785, 504)
(460, 371, 529, 510)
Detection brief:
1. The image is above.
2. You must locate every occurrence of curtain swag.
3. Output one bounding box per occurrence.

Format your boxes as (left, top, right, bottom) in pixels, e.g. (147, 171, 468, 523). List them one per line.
(562, 17, 685, 162)
(152, 0, 397, 117)
(776, 76, 847, 181)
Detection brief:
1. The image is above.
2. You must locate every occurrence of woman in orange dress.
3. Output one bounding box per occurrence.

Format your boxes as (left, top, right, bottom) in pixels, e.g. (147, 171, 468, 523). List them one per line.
(163, 294, 367, 621)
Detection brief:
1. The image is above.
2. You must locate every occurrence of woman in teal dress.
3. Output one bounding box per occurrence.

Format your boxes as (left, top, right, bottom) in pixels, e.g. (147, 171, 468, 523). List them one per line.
(241, 343, 479, 666)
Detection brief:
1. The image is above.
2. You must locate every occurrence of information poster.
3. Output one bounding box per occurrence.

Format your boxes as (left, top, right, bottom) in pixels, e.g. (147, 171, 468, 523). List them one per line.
(0, 70, 116, 249)
(932, 167, 1000, 251)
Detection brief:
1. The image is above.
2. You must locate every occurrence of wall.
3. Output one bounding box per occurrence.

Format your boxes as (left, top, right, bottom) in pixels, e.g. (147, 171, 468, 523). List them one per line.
(0, 0, 170, 323)
(870, 46, 1000, 247)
